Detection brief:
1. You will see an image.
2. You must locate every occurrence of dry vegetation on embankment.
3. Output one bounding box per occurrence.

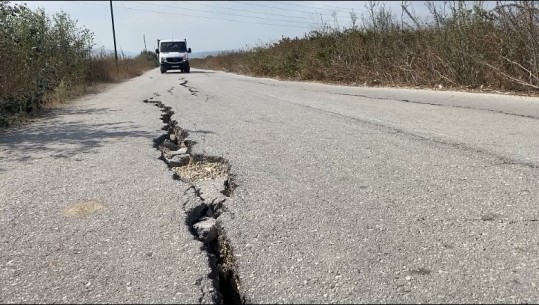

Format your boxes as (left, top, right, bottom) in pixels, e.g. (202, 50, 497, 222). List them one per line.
(0, 1, 158, 127)
(192, 1, 539, 95)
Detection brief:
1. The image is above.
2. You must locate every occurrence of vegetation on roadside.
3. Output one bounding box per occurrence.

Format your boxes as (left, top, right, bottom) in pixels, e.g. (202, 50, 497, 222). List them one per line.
(192, 1, 539, 94)
(87, 48, 158, 84)
(0, 1, 157, 127)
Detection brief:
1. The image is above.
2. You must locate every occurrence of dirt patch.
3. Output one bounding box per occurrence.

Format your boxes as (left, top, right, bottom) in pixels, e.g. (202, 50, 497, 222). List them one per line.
(62, 200, 104, 217)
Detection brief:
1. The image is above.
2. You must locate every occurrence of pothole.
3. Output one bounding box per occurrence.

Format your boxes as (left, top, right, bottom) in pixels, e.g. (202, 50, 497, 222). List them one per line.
(143, 97, 244, 304)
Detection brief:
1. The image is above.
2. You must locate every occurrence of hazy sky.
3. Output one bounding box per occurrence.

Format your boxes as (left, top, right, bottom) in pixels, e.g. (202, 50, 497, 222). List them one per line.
(16, 1, 433, 54)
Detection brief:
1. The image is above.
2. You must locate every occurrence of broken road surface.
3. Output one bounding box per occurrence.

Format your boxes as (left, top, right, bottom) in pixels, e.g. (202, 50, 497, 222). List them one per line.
(1, 68, 539, 303)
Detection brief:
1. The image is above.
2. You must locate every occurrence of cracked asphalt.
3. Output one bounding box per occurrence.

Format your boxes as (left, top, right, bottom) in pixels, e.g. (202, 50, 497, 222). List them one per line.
(165, 70, 539, 303)
(0, 77, 217, 303)
(2, 68, 539, 303)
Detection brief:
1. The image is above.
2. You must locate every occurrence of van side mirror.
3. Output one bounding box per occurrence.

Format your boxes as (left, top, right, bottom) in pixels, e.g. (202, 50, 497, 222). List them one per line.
(155, 49, 159, 54)
(188, 48, 192, 53)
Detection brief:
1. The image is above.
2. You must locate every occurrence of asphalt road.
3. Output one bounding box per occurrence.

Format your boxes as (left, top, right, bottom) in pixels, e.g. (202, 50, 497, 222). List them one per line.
(0, 77, 217, 303)
(1, 68, 538, 303)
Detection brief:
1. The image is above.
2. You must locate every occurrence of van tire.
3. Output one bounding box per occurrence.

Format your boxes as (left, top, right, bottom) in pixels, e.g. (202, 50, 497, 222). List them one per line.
(160, 68, 166, 74)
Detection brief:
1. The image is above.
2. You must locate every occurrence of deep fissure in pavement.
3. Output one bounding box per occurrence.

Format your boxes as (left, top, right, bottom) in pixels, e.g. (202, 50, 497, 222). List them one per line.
(143, 97, 243, 304)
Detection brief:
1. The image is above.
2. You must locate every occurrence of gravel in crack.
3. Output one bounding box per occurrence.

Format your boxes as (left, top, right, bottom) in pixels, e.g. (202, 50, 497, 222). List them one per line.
(175, 160, 230, 182)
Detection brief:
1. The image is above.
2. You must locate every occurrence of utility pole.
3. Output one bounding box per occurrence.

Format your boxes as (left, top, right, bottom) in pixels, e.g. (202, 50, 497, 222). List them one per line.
(110, 0, 119, 73)
(143, 34, 147, 52)
(401, 0, 405, 31)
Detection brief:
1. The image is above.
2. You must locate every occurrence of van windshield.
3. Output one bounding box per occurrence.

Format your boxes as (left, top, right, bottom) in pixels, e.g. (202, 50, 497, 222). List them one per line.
(160, 41, 187, 53)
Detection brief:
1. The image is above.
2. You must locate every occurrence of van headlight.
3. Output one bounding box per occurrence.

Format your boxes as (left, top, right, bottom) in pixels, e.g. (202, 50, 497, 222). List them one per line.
(160, 58, 166, 63)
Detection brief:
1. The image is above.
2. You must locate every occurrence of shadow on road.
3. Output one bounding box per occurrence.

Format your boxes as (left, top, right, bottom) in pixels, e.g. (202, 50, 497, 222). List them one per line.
(165, 70, 215, 74)
(0, 105, 154, 163)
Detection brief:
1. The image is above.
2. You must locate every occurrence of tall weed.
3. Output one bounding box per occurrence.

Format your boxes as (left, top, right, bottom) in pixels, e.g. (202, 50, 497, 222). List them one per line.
(192, 1, 539, 93)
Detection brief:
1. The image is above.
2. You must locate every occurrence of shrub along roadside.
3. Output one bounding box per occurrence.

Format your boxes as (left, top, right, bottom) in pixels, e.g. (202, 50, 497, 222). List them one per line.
(86, 48, 158, 84)
(192, 1, 539, 94)
(0, 1, 157, 127)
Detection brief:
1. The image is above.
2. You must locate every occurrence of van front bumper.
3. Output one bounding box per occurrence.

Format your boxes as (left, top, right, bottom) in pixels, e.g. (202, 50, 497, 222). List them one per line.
(161, 61, 189, 70)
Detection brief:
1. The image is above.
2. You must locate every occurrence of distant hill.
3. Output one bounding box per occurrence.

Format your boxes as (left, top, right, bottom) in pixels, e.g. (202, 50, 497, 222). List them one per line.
(122, 50, 140, 58)
(190, 50, 235, 59)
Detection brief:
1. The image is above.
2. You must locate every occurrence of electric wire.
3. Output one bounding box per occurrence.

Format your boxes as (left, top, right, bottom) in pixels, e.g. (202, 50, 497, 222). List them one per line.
(230, 1, 342, 17)
(131, 1, 316, 25)
(71, 1, 314, 29)
(303, 1, 356, 12)
(273, 1, 354, 13)
(181, 1, 315, 21)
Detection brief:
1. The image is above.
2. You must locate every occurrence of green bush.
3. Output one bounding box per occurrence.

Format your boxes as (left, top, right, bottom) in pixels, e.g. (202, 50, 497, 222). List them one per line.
(136, 50, 159, 67)
(0, 1, 94, 126)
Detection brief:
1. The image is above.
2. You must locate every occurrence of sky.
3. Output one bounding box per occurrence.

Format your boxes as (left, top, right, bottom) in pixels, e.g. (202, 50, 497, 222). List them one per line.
(15, 1, 434, 55)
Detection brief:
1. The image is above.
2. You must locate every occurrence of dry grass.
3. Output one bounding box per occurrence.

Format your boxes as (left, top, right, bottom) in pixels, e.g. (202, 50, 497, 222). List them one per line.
(86, 49, 157, 84)
(192, 1, 539, 95)
(1, 53, 156, 127)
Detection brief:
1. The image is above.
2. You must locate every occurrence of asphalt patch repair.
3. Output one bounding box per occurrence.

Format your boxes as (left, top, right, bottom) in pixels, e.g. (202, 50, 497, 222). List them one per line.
(143, 92, 244, 304)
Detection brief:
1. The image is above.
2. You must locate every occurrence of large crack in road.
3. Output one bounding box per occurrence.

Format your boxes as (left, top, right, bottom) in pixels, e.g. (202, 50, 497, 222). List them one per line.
(143, 96, 244, 304)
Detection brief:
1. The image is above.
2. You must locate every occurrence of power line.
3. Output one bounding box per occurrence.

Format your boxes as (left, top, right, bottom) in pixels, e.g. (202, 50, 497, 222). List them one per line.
(72, 1, 313, 29)
(119, 1, 136, 28)
(132, 1, 316, 25)
(304, 1, 357, 12)
(182, 1, 314, 21)
(230, 1, 340, 18)
(274, 1, 353, 13)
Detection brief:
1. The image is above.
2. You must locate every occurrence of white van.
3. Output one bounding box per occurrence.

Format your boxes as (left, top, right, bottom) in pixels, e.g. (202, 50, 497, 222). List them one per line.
(155, 39, 192, 74)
